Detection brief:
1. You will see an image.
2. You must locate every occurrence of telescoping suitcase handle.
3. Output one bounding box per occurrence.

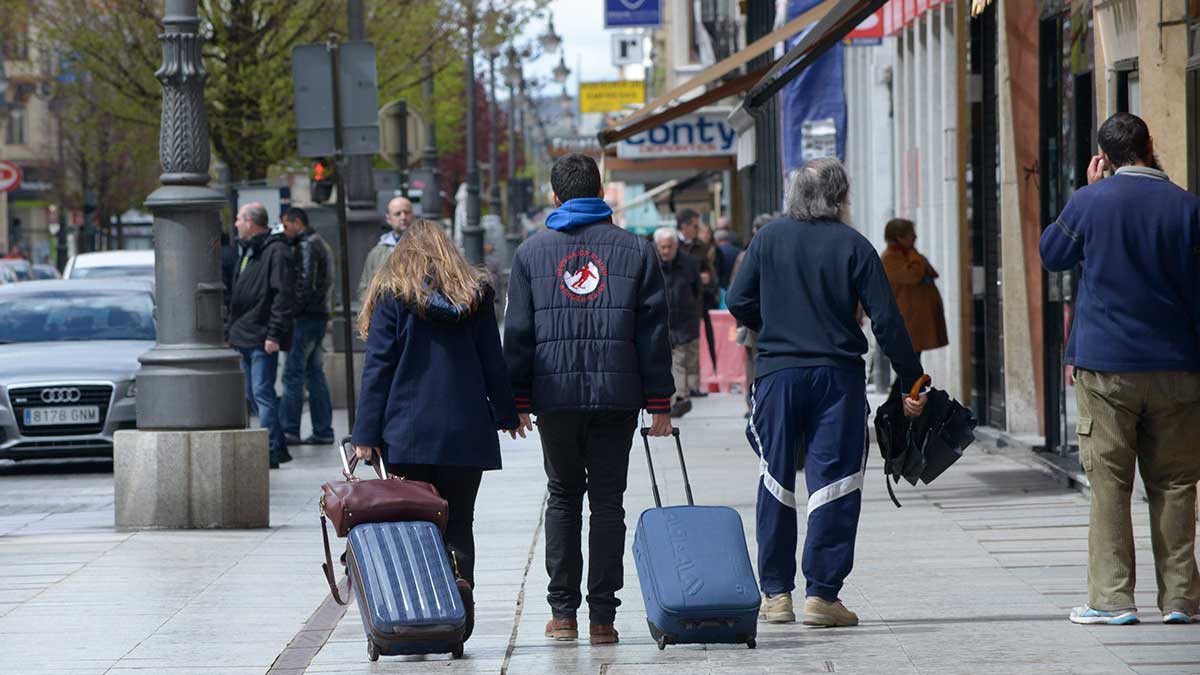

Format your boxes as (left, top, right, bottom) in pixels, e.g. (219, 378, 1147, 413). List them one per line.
(640, 427, 694, 508)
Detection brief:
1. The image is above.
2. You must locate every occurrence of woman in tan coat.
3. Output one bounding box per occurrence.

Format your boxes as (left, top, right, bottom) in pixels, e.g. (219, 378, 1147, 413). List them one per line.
(881, 219, 948, 374)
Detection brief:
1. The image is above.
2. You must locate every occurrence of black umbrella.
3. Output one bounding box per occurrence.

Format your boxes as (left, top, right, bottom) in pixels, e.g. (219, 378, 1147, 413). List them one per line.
(874, 375, 978, 507)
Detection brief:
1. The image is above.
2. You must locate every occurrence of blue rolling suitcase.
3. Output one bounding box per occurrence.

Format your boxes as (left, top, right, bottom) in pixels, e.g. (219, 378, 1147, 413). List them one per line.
(345, 521, 467, 661)
(632, 428, 761, 650)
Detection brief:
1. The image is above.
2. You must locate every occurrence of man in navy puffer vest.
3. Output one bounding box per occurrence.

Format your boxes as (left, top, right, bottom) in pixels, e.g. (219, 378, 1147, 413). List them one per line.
(504, 154, 674, 645)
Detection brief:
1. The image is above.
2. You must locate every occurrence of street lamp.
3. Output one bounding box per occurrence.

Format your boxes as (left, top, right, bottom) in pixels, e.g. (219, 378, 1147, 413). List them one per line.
(484, 6, 503, 222)
(539, 15, 561, 53)
(504, 45, 522, 266)
(502, 46, 522, 87)
(552, 51, 570, 84)
(462, 0, 483, 265)
(116, 0, 260, 530)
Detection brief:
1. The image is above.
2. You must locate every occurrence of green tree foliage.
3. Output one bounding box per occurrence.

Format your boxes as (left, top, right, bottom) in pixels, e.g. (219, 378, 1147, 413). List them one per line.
(30, 0, 549, 187)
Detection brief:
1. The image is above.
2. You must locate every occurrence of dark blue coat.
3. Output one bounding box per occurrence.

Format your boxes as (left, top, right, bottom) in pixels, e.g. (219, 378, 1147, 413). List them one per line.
(503, 202, 674, 416)
(351, 287, 519, 471)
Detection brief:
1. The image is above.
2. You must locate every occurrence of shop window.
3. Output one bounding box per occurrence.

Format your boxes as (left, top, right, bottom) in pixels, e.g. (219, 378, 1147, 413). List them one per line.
(4, 107, 26, 146)
(2, 27, 29, 61)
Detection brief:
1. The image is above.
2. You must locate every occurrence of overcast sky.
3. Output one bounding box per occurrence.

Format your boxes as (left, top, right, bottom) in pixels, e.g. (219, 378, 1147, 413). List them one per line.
(519, 0, 638, 96)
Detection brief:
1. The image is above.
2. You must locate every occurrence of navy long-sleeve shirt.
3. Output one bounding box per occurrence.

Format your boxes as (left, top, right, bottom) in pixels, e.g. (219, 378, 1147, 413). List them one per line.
(727, 217, 923, 391)
(1040, 167, 1200, 372)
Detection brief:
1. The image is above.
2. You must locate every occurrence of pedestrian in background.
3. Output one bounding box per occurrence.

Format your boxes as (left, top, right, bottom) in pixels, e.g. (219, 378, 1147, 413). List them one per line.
(280, 207, 335, 447)
(728, 158, 926, 627)
(881, 217, 948, 391)
(483, 241, 505, 324)
(731, 214, 771, 417)
(714, 227, 742, 292)
(356, 195, 414, 304)
(228, 202, 295, 469)
(505, 153, 674, 646)
(676, 208, 717, 396)
(220, 229, 238, 312)
(654, 227, 702, 418)
(1041, 112, 1200, 626)
(353, 218, 521, 589)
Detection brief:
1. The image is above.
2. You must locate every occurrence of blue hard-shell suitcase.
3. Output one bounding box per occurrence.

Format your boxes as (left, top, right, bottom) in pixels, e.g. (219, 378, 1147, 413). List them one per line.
(632, 428, 760, 650)
(346, 521, 466, 661)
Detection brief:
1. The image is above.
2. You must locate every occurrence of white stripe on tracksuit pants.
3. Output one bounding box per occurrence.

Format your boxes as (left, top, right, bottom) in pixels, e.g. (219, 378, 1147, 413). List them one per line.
(747, 366, 868, 601)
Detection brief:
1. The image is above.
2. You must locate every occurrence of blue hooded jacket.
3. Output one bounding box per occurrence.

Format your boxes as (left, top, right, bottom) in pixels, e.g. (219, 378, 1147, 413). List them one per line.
(544, 198, 613, 231)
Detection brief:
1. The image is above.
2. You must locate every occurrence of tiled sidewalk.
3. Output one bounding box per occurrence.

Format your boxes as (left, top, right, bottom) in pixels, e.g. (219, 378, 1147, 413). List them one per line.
(2, 396, 1198, 674)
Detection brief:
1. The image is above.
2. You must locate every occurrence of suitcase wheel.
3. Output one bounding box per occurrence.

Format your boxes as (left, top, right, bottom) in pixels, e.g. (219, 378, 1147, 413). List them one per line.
(657, 636, 668, 651)
(452, 642, 464, 659)
(367, 641, 379, 662)
(746, 637, 756, 649)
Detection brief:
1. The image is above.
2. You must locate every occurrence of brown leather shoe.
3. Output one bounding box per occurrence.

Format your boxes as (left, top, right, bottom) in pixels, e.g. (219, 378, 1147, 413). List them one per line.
(544, 617, 578, 640)
(589, 623, 619, 645)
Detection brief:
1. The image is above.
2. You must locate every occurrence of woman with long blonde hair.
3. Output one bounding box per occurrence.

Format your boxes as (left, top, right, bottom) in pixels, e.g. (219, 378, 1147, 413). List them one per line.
(351, 219, 522, 594)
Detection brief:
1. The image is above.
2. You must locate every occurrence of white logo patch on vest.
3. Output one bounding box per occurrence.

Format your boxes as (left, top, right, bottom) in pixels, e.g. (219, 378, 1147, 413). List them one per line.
(557, 249, 607, 302)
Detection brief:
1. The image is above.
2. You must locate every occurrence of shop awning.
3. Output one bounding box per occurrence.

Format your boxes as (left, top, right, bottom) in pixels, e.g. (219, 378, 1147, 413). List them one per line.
(740, 0, 888, 114)
(597, 0, 837, 147)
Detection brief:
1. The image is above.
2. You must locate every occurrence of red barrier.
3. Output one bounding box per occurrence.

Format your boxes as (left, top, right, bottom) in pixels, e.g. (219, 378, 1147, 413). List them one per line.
(699, 310, 747, 393)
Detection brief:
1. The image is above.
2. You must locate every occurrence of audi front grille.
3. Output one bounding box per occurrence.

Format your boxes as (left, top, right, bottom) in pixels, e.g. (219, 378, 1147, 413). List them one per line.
(8, 384, 114, 437)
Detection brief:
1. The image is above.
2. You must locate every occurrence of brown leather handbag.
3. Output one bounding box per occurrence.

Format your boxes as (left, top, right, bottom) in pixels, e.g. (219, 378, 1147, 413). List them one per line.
(320, 439, 449, 604)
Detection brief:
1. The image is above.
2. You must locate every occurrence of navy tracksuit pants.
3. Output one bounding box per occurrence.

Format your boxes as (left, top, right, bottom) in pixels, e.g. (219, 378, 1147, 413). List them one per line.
(747, 366, 867, 601)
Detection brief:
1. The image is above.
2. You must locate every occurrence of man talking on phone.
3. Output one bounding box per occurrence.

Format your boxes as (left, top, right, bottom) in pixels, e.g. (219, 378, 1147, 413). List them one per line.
(1042, 113, 1200, 626)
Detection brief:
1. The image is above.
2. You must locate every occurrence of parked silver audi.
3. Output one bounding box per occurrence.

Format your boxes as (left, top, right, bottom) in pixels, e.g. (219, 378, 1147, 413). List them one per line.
(0, 279, 154, 460)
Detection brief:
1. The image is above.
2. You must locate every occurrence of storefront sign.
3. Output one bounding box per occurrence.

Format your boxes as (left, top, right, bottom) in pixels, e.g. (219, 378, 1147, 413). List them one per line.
(846, 9, 884, 45)
(883, 0, 952, 35)
(0, 161, 22, 193)
(604, 0, 661, 28)
(550, 136, 604, 158)
(616, 112, 736, 159)
(579, 80, 645, 114)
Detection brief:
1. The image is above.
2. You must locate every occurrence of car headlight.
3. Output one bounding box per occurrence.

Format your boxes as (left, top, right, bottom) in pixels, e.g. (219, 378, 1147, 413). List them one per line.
(125, 381, 137, 399)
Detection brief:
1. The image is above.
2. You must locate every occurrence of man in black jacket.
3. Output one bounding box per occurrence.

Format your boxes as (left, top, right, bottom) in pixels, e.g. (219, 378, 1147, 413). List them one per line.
(504, 154, 674, 646)
(728, 158, 927, 628)
(228, 201, 295, 468)
(653, 227, 701, 418)
(675, 208, 718, 396)
(280, 207, 334, 447)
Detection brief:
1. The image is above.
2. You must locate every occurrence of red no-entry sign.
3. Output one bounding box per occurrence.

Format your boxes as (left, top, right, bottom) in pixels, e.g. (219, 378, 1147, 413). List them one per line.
(0, 161, 21, 193)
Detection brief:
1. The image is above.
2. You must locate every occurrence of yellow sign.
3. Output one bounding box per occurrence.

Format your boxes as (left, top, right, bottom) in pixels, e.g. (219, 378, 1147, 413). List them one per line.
(579, 81, 645, 114)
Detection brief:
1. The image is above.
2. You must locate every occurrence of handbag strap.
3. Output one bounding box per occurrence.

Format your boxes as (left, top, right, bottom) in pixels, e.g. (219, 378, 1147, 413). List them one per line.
(320, 512, 349, 606)
(341, 438, 389, 481)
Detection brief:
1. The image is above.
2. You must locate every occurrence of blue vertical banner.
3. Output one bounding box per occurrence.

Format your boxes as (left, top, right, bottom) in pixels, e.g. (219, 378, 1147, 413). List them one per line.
(781, 0, 848, 172)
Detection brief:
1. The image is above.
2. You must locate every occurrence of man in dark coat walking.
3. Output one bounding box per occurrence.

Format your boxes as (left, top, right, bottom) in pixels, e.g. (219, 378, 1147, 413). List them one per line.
(729, 158, 926, 627)
(654, 227, 702, 418)
(504, 154, 674, 646)
(228, 201, 295, 468)
(280, 206, 335, 446)
(675, 208, 718, 391)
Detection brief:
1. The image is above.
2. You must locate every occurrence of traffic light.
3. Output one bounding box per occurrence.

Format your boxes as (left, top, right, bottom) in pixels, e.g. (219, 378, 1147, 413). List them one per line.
(312, 160, 334, 203)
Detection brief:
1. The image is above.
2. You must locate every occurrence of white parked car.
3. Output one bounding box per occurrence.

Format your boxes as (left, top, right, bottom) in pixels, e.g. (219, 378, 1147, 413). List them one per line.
(63, 250, 155, 280)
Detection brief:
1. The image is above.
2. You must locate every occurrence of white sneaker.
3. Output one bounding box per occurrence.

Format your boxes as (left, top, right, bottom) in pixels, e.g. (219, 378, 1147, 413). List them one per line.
(759, 592, 795, 623)
(803, 597, 859, 627)
(1069, 605, 1139, 625)
(1163, 610, 1200, 624)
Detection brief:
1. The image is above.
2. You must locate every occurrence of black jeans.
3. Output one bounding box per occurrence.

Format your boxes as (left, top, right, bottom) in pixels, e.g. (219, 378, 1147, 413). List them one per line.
(537, 409, 638, 624)
(389, 463, 483, 586)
